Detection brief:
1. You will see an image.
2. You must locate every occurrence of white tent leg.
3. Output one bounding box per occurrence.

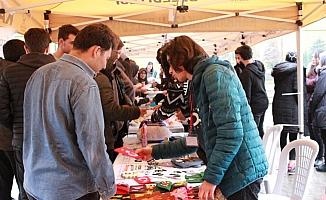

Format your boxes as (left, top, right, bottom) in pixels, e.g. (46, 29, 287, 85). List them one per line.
(296, 26, 304, 138)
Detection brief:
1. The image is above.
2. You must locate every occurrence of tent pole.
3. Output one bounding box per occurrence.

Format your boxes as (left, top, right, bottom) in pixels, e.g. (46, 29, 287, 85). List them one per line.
(178, 14, 234, 27)
(296, 2, 304, 138)
(296, 27, 304, 138)
(240, 14, 296, 23)
(240, 4, 294, 15)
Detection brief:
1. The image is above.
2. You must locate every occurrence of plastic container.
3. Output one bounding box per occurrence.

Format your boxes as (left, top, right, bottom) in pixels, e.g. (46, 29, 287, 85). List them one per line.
(140, 123, 148, 147)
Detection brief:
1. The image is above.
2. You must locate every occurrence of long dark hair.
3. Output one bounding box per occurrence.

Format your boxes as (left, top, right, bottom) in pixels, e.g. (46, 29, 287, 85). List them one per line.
(137, 68, 148, 84)
(157, 43, 172, 82)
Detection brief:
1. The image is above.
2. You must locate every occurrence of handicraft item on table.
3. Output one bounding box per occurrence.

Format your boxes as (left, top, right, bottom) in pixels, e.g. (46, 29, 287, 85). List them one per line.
(137, 120, 171, 142)
(171, 156, 203, 168)
(114, 147, 141, 159)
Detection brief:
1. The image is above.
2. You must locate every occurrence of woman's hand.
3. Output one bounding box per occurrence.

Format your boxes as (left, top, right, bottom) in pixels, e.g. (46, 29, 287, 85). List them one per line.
(139, 108, 148, 117)
(151, 104, 161, 111)
(198, 181, 217, 200)
(152, 81, 158, 88)
(135, 147, 153, 161)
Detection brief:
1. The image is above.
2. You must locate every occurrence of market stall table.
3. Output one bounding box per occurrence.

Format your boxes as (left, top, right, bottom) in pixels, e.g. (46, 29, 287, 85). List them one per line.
(128, 122, 184, 134)
(112, 133, 206, 199)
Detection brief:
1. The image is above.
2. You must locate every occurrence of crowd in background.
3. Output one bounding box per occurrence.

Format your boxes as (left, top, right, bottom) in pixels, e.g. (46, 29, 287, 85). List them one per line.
(0, 22, 325, 200)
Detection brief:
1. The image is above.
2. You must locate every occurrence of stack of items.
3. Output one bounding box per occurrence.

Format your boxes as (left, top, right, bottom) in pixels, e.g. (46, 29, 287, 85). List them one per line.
(111, 182, 200, 200)
(112, 146, 205, 199)
(113, 159, 204, 199)
(137, 120, 172, 143)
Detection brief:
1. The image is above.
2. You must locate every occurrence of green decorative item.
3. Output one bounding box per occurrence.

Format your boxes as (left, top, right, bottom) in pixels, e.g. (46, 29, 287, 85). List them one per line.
(156, 180, 173, 191)
(185, 172, 204, 183)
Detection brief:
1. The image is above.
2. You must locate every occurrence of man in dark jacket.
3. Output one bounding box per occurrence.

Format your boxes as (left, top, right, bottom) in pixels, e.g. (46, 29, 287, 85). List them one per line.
(234, 62, 245, 77)
(95, 35, 147, 162)
(0, 39, 25, 200)
(235, 45, 269, 138)
(95, 71, 146, 162)
(119, 53, 139, 85)
(0, 29, 55, 200)
(272, 52, 299, 173)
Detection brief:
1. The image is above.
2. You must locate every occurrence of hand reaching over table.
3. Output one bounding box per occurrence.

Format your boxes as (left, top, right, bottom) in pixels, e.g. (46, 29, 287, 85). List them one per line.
(150, 104, 161, 111)
(139, 108, 147, 117)
(135, 147, 153, 161)
(198, 180, 217, 200)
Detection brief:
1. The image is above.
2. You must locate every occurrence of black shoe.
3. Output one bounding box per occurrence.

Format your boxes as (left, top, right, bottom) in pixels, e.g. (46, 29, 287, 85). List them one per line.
(316, 164, 326, 172)
(314, 158, 324, 167)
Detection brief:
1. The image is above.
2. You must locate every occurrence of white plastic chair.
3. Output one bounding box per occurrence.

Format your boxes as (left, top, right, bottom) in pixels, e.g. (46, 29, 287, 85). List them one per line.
(262, 124, 283, 193)
(259, 139, 319, 200)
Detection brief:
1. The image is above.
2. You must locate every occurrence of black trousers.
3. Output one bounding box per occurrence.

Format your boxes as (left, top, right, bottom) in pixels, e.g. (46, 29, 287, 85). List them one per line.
(320, 129, 326, 159)
(253, 112, 265, 138)
(280, 129, 298, 160)
(311, 127, 325, 159)
(227, 179, 262, 200)
(308, 108, 324, 159)
(0, 150, 16, 200)
(27, 192, 100, 200)
(14, 149, 28, 200)
(107, 132, 125, 162)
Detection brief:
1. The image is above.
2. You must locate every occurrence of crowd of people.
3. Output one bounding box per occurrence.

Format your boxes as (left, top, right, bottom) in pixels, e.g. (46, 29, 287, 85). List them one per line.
(307, 50, 326, 172)
(271, 49, 326, 174)
(0, 22, 324, 200)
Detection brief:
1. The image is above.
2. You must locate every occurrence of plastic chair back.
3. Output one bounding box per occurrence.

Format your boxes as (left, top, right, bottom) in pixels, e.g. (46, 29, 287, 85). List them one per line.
(263, 124, 283, 174)
(273, 139, 319, 200)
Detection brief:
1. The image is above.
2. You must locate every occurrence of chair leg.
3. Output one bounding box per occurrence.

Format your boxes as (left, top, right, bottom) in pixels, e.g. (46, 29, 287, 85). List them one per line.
(264, 180, 270, 194)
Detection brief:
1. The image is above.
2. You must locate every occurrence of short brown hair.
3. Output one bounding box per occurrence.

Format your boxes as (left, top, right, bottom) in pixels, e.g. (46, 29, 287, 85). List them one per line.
(24, 28, 51, 53)
(58, 24, 79, 40)
(165, 35, 207, 74)
(73, 23, 115, 52)
(235, 45, 253, 60)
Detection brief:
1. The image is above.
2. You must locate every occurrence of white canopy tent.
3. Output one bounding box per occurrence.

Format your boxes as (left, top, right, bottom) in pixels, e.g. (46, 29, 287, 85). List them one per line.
(120, 31, 290, 58)
(1, 0, 325, 34)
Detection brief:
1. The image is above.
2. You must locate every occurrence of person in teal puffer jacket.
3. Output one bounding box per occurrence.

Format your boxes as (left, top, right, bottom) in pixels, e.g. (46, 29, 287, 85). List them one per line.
(136, 36, 268, 200)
